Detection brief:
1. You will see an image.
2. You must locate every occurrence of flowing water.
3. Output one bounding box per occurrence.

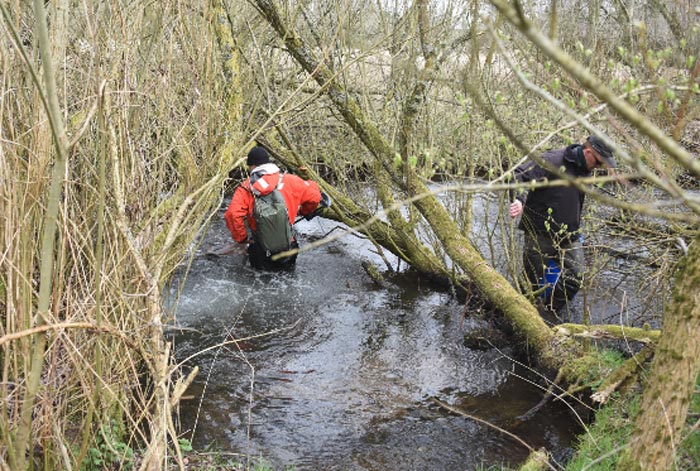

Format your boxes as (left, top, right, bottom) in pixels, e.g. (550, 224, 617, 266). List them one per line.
(166, 205, 586, 470)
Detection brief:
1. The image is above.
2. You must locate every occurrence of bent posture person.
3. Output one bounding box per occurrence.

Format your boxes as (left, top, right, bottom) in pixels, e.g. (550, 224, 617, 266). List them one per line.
(509, 136, 616, 318)
(225, 146, 323, 270)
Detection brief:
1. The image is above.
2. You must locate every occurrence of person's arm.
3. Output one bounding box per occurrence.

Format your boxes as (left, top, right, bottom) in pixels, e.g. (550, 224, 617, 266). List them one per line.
(509, 160, 544, 218)
(297, 180, 322, 217)
(224, 186, 253, 244)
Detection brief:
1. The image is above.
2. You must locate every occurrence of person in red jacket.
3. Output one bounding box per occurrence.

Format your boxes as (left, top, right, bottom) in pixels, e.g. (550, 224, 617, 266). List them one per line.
(225, 146, 323, 269)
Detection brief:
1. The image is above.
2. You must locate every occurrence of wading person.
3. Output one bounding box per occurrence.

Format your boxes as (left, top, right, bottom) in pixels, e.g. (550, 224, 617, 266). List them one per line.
(225, 146, 327, 270)
(509, 135, 616, 320)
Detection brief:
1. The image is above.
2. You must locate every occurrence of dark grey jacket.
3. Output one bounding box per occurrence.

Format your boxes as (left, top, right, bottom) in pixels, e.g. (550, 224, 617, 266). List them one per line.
(514, 145, 591, 240)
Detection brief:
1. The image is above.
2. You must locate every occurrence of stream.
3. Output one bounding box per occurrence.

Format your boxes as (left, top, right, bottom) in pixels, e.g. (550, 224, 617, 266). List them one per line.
(165, 198, 593, 470)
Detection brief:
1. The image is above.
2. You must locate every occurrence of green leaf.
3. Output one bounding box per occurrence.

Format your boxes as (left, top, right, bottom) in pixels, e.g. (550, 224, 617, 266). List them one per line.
(178, 438, 193, 452)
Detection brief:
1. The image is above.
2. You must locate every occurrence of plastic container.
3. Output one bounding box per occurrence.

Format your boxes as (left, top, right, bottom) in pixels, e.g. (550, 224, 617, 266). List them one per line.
(540, 259, 561, 299)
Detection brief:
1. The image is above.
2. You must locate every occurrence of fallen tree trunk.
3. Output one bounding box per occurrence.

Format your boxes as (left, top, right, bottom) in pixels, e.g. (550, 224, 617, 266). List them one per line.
(246, 2, 700, 469)
(252, 0, 573, 371)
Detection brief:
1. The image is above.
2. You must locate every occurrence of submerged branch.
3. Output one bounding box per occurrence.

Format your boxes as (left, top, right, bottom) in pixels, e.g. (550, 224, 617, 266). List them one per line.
(433, 398, 556, 471)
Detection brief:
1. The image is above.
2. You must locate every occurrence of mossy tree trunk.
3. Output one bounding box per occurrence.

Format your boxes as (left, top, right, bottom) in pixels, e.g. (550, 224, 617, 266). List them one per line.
(252, 0, 566, 369)
(618, 236, 700, 470)
(490, 3, 700, 466)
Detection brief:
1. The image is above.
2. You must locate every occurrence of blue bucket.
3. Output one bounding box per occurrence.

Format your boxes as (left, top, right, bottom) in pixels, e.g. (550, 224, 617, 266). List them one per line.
(538, 234, 582, 299)
(540, 259, 561, 299)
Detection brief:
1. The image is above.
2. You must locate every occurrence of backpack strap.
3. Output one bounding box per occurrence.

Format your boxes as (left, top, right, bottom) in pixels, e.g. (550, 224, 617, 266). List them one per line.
(240, 180, 254, 196)
(277, 172, 286, 190)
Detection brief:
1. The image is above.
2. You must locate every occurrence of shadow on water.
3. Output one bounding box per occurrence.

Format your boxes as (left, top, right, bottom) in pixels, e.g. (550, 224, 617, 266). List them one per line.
(165, 209, 582, 470)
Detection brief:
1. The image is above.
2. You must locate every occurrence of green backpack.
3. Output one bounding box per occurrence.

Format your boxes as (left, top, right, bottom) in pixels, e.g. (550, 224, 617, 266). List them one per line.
(252, 175, 292, 256)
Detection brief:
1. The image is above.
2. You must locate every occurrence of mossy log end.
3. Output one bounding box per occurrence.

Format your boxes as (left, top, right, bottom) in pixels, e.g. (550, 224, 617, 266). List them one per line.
(361, 261, 387, 288)
(555, 323, 661, 343)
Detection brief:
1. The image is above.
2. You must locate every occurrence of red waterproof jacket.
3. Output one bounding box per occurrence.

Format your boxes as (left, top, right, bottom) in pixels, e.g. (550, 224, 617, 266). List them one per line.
(224, 163, 322, 244)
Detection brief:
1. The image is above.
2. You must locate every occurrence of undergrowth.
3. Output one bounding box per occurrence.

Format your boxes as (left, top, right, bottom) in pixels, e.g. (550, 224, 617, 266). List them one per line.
(565, 392, 639, 470)
(565, 372, 700, 470)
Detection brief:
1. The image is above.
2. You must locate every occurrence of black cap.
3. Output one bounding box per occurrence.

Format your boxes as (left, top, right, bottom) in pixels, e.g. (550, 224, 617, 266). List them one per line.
(246, 146, 270, 166)
(587, 136, 616, 168)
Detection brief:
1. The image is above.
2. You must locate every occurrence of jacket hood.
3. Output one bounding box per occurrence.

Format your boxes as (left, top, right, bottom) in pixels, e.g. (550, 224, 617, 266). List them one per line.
(249, 163, 281, 196)
(563, 144, 591, 176)
(251, 163, 280, 176)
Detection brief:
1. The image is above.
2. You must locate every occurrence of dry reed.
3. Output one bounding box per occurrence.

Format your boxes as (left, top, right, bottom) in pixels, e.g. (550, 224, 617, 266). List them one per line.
(0, 1, 244, 469)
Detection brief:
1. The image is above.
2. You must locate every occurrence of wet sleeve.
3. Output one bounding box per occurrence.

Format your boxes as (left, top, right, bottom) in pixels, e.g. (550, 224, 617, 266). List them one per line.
(224, 186, 252, 243)
(511, 160, 545, 203)
(297, 179, 322, 216)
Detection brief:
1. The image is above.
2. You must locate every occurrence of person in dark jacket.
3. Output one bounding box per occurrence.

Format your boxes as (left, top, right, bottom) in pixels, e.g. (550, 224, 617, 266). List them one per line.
(509, 135, 616, 316)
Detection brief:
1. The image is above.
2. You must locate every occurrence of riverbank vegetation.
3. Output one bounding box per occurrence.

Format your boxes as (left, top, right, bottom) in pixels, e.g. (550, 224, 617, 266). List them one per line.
(1, 0, 699, 469)
(1, 0, 240, 468)
(565, 371, 700, 470)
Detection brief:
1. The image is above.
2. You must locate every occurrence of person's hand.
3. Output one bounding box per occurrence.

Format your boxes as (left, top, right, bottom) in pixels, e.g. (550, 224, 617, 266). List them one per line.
(509, 200, 523, 218)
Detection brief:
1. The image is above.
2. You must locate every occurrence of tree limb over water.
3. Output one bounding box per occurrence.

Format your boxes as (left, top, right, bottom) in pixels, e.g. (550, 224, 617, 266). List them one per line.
(252, 0, 570, 368)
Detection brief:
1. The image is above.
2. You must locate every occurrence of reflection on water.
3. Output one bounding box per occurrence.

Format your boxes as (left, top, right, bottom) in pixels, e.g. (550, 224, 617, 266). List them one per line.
(166, 209, 580, 470)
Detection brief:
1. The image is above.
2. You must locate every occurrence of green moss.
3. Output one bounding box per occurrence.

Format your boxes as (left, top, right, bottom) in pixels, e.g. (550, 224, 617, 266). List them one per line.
(560, 347, 625, 390)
